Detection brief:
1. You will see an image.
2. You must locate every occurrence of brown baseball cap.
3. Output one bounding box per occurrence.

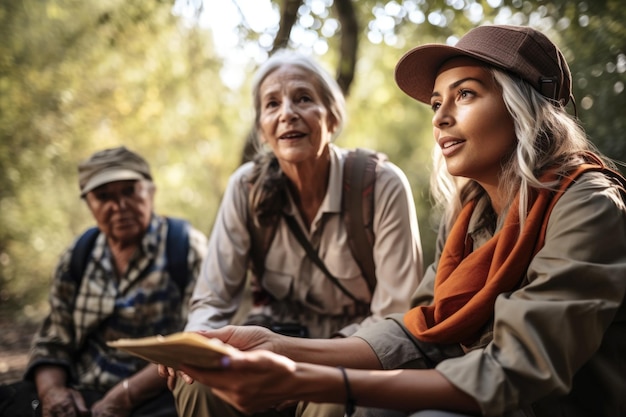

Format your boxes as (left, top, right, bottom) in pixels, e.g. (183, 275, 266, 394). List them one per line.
(78, 146, 152, 196)
(395, 25, 572, 106)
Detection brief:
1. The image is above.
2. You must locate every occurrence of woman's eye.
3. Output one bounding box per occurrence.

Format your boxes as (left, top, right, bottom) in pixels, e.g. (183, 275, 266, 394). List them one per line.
(459, 89, 474, 99)
(431, 102, 441, 112)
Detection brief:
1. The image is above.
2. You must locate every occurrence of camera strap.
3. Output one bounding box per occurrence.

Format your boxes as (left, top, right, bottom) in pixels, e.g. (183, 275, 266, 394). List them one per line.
(283, 214, 368, 306)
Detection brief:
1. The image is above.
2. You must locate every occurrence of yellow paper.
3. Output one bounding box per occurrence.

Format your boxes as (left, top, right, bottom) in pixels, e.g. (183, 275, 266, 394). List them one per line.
(108, 332, 237, 370)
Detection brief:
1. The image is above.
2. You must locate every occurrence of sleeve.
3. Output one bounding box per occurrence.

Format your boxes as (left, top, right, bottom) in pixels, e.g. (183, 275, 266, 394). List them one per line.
(184, 163, 254, 331)
(181, 226, 208, 323)
(353, 314, 465, 370)
(24, 245, 80, 382)
(341, 161, 424, 334)
(435, 172, 626, 416)
(410, 219, 448, 308)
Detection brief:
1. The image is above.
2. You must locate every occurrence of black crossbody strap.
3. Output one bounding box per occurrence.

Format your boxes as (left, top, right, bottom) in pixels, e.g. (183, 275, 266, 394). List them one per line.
(283, 214, 367, 305)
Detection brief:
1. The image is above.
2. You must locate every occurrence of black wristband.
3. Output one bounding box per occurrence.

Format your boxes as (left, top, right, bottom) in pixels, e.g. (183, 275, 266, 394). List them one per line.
(338, 366, 356, 417)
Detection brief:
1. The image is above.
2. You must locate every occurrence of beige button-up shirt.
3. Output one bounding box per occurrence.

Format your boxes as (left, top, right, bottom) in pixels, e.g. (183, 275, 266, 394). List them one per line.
(26, 215, 208, 390)
(186, 144, 423, 338)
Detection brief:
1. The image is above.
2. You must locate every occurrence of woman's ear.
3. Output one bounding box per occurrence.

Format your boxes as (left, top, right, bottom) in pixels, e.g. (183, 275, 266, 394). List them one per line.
(327, 114, 338, 135)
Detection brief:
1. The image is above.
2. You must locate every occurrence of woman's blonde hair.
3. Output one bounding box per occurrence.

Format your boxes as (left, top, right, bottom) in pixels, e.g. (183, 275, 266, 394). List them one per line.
(431, 68, 610, 231)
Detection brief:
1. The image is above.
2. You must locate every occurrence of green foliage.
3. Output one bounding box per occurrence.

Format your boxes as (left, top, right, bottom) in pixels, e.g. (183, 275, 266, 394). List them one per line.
(557, 1, 626, 163)
(1, 0, 624, 320)
(0, 0, 249, 317)
(490, 0, 626, 166)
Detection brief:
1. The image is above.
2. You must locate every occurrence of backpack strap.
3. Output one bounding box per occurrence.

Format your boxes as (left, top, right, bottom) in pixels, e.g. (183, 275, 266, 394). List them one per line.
(165, 217, 190, 294)
(247, 208, 279, 306)
(246, 148, 384, 300)
(342, 148, 385, 294)
(67, 226, 100, 289)
(68, 217, 190, 296)
(283, 214, 368, 305)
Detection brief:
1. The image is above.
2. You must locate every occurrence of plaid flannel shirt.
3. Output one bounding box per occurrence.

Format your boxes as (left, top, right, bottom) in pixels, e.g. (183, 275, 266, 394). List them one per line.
(25, 214, 207, 391)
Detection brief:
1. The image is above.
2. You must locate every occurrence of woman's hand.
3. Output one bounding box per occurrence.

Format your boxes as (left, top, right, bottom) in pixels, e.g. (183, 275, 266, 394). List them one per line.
(179, 349, 298, 415)
(157, 325, 282, 387)
(197, 325, 279, 352)
(157, 365, 193, 390)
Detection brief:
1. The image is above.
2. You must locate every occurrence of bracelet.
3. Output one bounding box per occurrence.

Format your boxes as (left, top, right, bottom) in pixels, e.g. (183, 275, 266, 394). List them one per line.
(338, 366, 356, 417)
(122, 378, 133, 407)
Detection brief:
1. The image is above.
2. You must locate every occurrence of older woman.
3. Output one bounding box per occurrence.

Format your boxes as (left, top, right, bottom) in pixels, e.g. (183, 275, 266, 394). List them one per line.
(164, 25, 626, 417)
(171, 51, 424, 416)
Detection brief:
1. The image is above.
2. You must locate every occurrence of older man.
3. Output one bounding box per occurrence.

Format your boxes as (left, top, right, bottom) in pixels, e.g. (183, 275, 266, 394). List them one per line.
(11, 147, 207, 417)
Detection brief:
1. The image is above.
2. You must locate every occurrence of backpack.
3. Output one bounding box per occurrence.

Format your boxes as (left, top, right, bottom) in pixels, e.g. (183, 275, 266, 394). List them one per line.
(248, 148, 386, 298)
(67, 217, 190, 295)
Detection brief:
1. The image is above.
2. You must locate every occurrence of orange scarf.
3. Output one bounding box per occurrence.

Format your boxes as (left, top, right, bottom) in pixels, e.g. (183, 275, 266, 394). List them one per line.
(404, 160, 620, 345)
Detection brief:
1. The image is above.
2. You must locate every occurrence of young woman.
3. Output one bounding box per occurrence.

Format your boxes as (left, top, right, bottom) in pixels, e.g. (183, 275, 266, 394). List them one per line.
(161, 25, 626, 417)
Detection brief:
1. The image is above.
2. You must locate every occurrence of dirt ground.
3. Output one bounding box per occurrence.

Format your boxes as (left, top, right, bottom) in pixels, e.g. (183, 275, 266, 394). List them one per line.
(0, 315, 40, 385)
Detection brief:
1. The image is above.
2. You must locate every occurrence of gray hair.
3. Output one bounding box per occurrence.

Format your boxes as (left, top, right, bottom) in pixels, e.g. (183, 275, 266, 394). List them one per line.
(251, 49, 347, 142)
(246, 51, 348, 227)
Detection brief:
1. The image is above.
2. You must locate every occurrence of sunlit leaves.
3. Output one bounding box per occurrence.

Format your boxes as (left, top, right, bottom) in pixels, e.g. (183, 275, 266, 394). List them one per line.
(1, 0, 624, 319)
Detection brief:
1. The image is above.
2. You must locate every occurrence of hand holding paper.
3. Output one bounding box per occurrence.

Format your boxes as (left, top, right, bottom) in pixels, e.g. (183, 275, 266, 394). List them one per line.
(108, 331, 239, 370)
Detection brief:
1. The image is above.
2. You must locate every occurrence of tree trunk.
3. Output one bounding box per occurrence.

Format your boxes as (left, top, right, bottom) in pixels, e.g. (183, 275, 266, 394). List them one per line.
(333, 0, 359, 96)
(272, 0, 303, 52)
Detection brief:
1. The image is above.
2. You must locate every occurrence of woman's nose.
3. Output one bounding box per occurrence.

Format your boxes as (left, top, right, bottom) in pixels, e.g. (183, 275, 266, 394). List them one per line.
(432, 103, 453, 128)
(279, 100, 298, 122)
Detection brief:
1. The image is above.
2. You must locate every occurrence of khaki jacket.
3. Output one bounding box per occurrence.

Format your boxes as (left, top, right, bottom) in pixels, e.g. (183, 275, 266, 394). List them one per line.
(356, 171, 626, 416)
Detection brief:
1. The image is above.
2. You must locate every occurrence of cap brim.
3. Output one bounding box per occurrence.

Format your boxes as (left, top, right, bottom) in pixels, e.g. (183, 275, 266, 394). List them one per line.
(81, 169, 145, 196)
(395, 44, 498, 104)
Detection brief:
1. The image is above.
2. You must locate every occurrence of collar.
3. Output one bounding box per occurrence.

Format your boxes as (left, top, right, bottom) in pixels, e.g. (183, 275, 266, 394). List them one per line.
(284, 144, 342, 229)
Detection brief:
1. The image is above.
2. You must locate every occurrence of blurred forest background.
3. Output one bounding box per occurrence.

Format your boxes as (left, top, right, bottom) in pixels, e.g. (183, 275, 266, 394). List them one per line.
(1, 0, 624, 324)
